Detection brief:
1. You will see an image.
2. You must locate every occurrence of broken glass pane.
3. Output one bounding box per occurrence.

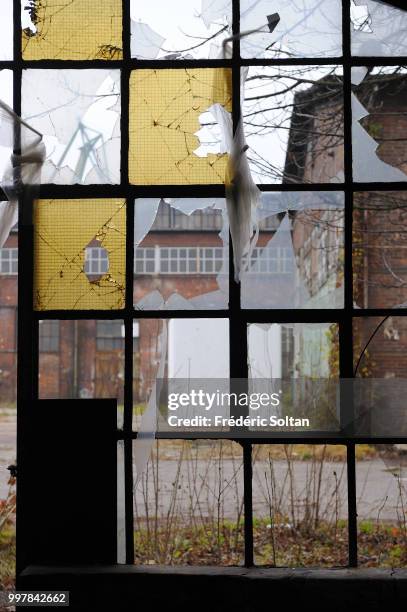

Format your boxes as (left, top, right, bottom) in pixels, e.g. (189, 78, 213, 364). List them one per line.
(352, 66, 407, 182)
(0, 1, 13, 60)
(241, 191, 344, 309)
(242, 66, 344, 184)
(22, 0, 123, 60)
(34, 199, 126, 310)
(134, 198, 228, 309)
(133, 318, 229, 431)
(130, 0, 231, 59)
(353, 192, 407, 308)
(0, 70, 14, 187)
(129, 68, 232, 185)
(240, 0, 342, 59)
(22, 69, 120, 185)
(353, 316, 407, 377)
(351, 0, 407, 57)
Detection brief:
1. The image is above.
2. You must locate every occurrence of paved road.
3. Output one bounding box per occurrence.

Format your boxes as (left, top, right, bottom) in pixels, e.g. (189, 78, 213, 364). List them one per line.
(2, 415, 407, 521)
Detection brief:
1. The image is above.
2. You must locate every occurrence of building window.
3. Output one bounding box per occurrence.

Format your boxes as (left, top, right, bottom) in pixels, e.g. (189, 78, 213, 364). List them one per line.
(96, 320, 125, 351)
(39, 320, 60, 353)
(134, 246, 223, 274)
(0, 248, 18, 274)
(84, 246, 109, 276)
(249, 246, 294, 274)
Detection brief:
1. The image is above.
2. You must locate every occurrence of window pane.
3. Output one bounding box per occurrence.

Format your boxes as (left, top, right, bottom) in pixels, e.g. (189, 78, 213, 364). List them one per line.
(129, 69, 232, 185)
(351, 66, 407, 182)
(351, 0, 407, 57)
(240, 0, 342, 59)
(353, 191, 407, 308)
(253, 444, 348, 566)
(133, 318, 229, 431)
(38, 319, 125, 408)
(243, 66, 343, 184)
(22, 70, 121, 185)
(130, 0, 231, 59)
(134, 440, 243, 566)
(134, 199, 228, 310)
(34, 199, 126, 310)
(22, 0, 123, 60)
(242, 192, 344, 309)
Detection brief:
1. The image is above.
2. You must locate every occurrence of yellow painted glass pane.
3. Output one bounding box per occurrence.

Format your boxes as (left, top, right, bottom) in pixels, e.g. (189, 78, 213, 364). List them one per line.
(129, 68, 232, 185)
(22, 0, 123, 60)
(34, 199, 126, 310)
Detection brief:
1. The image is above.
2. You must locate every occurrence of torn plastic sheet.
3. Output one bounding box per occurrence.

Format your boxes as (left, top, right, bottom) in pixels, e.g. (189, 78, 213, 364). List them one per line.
(130, 0, 231, 59)
(133, 320, 167, 484)
(240, 0, 342, 59)
(351, 0, 407, 56)
(134, 197, 229, 309)
(22, 69, 120, 185)
(241, 192, 344, 309)
(0, 99, 45, 247)
(351, 85, 407, 182)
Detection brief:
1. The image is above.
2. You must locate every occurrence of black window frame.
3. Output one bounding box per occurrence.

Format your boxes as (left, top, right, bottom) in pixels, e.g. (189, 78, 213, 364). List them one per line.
(10, 0, 407, 573)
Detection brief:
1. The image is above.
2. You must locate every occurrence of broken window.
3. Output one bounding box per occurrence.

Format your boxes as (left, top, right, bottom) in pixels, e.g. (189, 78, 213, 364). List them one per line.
(351, 66, 407, 182)
(243, 66, 344, 184)
(241, 192, 344, 309)
(133, 318, 229, 434)
(33, 198, 126, 310)
(353, 191, 407, 308)
(128, 68, 232, 185)
(351, 0, 407, 57)
(21, 0, 123, 60)
(22, 69, 120, 184)
(130, 0, 231, 59)
(240, 0, 342, 59)
(134, 198, 228, 310)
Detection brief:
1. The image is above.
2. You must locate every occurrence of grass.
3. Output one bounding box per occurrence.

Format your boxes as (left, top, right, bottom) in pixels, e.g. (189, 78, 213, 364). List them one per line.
(0, 520, 15, 591)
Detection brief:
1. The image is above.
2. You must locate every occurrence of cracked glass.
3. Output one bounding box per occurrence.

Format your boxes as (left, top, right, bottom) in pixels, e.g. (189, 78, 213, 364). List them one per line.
(33, 198, 126, 311)
(22, 69, 121, 185)
(351, 66, 407, 182)
(351, 0, 407, 57)
(134, 198, 229, 310)
(128, 68, 232, 185)
(21, 0, 123, 60)
(130, 0, 232, 59)
(240, 0, 342, 59)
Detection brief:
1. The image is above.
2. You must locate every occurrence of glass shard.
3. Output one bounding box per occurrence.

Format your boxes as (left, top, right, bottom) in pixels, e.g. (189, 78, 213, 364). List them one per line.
(240, 0, 342, 59)
(22, 69, 121, 185)
(351, 0, 407, 57)
(130, 0, 231, 59)
(129, 68, 232, 185)
(34, 199, 126, 310)
(352, 67, 407, 182)
(22, 0, 123, 60)
(134, 198, 228, 309)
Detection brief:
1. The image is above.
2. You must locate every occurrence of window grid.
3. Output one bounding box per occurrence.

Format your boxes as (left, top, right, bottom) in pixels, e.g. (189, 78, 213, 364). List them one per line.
(0, 247, 18, 274)
(11, 0, 407, 574)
